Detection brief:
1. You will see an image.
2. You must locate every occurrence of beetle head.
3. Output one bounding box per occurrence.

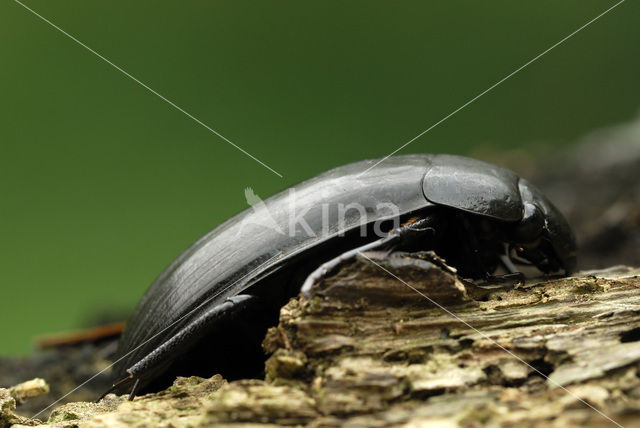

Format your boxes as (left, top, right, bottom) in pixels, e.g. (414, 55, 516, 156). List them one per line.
(509, 180, 577, 275)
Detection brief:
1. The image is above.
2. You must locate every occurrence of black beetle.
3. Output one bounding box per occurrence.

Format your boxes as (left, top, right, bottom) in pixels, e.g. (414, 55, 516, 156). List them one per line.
(107, 154, 576, 398)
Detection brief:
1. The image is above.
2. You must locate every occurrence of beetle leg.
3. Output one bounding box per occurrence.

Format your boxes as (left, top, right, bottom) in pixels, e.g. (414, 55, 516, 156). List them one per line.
(452, 213, 523, 285)
(96, 375, 135, 402)
(116, 294, 259, 400)
(475, 251, 524, 285)
(128, 378, 141, 401)
(493, 254, 525, 284)
(484, 272, 525, 285)
(499, 252, 518, 274)
(449, 212, 491, 278)
(301, 217, 436, 297)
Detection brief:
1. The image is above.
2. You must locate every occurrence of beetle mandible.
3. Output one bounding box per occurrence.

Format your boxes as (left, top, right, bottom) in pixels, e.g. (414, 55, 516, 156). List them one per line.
(106, 154, 577, 398)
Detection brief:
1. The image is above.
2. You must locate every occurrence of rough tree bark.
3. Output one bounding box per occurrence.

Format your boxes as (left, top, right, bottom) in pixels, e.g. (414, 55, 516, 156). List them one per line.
(3, 251, 640, 427)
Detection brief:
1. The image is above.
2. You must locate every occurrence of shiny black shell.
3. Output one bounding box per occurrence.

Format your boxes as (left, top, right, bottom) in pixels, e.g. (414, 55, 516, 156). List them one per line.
(116, 154, 576, 383)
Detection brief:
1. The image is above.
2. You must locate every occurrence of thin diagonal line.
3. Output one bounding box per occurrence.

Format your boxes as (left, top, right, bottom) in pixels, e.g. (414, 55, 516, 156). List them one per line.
(358, 253, 624, 428)
(28, 252, 284, 421)
(13, 0, 283, 178)
(358, 0, 626, 177)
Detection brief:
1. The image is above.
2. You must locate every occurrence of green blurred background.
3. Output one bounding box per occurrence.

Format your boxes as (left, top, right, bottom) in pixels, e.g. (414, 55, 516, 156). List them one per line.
(1, 0, 639, 356)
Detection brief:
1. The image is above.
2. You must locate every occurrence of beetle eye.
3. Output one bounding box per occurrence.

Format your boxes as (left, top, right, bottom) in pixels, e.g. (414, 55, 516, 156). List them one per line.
(514, 203, 544, 242)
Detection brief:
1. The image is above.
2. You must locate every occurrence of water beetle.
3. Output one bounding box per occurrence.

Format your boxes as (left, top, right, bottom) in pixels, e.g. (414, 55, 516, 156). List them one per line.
(107, 154, 576, 398)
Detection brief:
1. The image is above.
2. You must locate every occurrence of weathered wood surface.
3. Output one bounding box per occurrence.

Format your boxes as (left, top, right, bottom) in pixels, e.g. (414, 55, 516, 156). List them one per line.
(3, 252, 640, 427)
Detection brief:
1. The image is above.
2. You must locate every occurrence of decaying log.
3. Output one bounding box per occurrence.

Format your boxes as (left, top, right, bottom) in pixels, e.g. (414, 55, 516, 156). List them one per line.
(3, 251, 640, 427)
